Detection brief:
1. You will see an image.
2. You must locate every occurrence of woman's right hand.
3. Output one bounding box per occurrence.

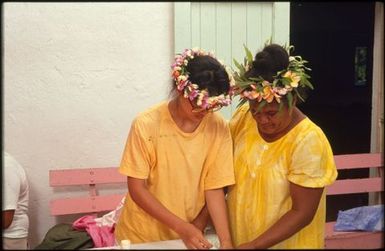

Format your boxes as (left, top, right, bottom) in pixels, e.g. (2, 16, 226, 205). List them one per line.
(176, 222, 213, 249)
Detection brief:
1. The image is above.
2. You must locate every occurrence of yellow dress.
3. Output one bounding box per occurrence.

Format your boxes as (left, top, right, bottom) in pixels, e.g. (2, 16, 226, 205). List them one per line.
(115, 101, 235, 243)
(227, 104, 338, 249)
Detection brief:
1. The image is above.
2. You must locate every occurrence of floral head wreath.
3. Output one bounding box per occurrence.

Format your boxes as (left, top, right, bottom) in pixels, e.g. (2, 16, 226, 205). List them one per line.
(232, 43, 314, 110)
(171, 48, 235, 110)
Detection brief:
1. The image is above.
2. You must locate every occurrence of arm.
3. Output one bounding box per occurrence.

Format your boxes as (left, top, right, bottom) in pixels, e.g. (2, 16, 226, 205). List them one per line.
(2, 210, 15, 229)
(127, 177, 213, 249)
(205, 188, 233, 249)
(191, 205, 210, 233)
(238, 182, 323, 249)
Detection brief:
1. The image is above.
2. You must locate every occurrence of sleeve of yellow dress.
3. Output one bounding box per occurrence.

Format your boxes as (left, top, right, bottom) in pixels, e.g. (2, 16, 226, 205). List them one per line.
(119, 116, 154, 179)
(204, 121, 235, 190)
(229, 104, 249, 139)
(287, 127, 338, 188)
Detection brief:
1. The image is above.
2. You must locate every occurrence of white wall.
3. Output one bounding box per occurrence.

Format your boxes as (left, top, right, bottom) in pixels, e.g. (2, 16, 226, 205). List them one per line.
(3, 2, 173, 248)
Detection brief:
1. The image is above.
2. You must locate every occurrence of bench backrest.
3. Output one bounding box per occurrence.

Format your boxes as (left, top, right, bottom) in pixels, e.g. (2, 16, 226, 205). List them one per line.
(324, 154, 383, 249)
(50, 153, 383, 216)
(326, 153, 383, 196)
(49, 167, 126, 216)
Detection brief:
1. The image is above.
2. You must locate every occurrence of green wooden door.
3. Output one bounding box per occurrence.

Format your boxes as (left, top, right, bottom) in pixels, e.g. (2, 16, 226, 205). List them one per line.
(174, 2, 290, 120)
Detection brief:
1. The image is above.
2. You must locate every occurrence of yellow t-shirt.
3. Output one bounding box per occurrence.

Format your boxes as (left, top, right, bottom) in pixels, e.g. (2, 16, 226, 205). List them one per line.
(115, 101, 235, 243)
(227, 104, 338, 249)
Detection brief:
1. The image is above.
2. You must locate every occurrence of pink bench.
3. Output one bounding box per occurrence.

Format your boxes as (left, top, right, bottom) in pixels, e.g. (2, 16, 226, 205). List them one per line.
(325, 153, 384, 249)
(49, 153, 383, 248)
(49, 167, 126, 216)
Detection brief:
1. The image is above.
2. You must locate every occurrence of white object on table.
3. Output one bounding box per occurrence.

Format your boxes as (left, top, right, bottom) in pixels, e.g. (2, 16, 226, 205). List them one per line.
(88, 234, 219, 250)
(120, 239, 131, 249)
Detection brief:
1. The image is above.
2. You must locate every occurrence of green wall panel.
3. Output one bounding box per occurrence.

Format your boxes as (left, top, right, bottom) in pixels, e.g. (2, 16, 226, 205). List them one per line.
(174, 2, 290, 120)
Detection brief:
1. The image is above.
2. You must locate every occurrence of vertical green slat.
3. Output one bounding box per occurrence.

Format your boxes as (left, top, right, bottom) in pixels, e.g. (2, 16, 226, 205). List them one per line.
(216, 2, 232, 66)
(174, 2, 191, 53)
(246, 2, 262, 54)
(231, 2, 247, 68)
(261, 2, 274, 46)
(272, 2, 290, 45)
(200, 2, 216, 52)
(216, 3, 233, 120)
(228, 2, 248, 119)
(191, 3, 201, 48)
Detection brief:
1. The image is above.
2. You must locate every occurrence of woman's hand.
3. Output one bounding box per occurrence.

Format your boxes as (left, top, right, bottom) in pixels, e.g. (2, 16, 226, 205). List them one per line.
(191, 206, 210, 233)
(127, 178, 212, 249)
(205, 189, 234, 249)
(176, 222, 213, 249)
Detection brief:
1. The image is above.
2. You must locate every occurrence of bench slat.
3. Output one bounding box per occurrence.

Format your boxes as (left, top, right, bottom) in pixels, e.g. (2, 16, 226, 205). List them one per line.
(325, 230, 383, 249)
(325, 221, 364, 237)
(326, 177, 383, 195)
(50, 167, 126, 186)
(334, 153, 382, 170)
(50, 194, 125, 215)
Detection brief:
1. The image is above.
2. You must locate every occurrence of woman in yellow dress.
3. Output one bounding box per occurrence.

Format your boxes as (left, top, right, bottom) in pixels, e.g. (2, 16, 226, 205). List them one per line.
(227, 43, 338, 249)
(115, 48, 235, 249)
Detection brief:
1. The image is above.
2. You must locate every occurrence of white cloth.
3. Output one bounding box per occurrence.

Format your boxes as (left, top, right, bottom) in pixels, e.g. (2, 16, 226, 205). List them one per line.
(2, 152, 29, 238)
(94, 196, 125, 227)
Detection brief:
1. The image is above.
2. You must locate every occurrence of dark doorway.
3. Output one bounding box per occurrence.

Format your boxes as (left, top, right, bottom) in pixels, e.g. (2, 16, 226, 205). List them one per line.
(290, 2, 375, 221)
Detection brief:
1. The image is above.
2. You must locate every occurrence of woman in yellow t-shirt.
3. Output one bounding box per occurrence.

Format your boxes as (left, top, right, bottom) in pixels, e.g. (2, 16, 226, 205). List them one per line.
(115, 48, 235, 249)
(227, 43, 338, 249)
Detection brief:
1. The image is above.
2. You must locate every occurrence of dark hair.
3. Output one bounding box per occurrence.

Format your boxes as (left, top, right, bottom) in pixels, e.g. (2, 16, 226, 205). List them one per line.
(245, 44, 308, 103)
(169, 55, 230, 98)
(245, 44, 289, 82)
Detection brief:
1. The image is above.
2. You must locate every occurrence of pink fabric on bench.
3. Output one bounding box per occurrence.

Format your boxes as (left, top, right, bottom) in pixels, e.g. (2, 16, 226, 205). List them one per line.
(73, 215, 115, 248)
